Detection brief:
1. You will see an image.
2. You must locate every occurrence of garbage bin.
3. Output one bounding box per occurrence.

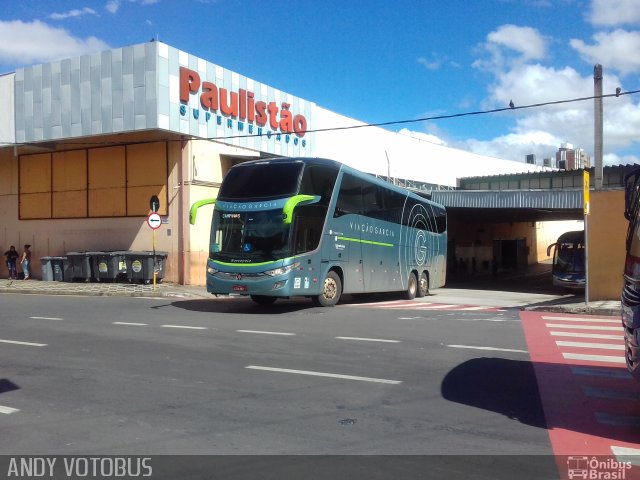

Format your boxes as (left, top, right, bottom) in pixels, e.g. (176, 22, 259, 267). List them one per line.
(50, 256, 67, 281)
(40, 257, 54, 281)
(65, 252, 91, 282)
(124, 251, 168, 284)
(89, 251, 124, 282)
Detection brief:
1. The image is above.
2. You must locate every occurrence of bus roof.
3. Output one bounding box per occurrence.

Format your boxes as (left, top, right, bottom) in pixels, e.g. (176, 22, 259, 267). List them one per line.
(229, 157, 445, 209)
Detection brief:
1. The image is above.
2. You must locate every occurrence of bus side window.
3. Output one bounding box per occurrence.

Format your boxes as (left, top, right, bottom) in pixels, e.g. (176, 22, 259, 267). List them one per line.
(300, 165, 339, 207)
(334, 173, 361, 218)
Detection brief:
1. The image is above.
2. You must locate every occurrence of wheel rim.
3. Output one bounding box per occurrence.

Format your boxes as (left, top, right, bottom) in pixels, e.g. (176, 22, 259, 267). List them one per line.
(324, 277, 338, 300)
(419, 275, 428, 294)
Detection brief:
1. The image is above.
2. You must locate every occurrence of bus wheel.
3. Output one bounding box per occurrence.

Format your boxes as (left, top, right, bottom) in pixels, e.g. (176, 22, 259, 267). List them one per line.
(417, 272, 429, 298)
(313, 271, 342, 307)
(402, 272, 417, 300)
(251, 295, 277, 305)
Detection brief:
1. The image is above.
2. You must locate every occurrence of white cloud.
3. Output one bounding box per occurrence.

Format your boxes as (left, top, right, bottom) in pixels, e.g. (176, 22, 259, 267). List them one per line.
(570, 29, 640, 76)
(473, 25, 549, 75)
(455, 130, 562, 164)
(417, 57, 440, 71)
(105, 1, 120, 14)
(105, 0, 159, 14)
(589, 0, 640, 27)
(49, 7, 97, 20)
(0, 20, 109, 66)
(486, 25, 548, 61)
(468, 34, 640, 167)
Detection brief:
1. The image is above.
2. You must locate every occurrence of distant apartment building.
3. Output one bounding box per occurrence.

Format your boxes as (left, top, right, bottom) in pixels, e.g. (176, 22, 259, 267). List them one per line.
(556, 143, 591, 170)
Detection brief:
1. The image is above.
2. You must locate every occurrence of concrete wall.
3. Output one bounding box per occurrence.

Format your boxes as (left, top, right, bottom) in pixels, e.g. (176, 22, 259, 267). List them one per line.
(587, 189, 625, 301)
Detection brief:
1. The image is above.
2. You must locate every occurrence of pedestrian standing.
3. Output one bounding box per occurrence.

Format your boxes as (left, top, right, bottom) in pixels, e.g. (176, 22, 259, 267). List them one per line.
(20, 244, 32, 280)
(4, 246, 18, 279)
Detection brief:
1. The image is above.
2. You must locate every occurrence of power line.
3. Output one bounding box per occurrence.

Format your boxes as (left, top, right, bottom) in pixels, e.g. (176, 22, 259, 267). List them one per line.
(1, 89, 639, 147)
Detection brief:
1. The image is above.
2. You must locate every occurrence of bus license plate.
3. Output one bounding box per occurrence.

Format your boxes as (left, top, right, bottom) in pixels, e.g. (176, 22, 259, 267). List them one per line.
(233, 285, 247, 292)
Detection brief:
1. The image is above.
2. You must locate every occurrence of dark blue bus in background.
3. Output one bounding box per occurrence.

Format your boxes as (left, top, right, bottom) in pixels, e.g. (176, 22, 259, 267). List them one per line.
(546, 230, 586, 291)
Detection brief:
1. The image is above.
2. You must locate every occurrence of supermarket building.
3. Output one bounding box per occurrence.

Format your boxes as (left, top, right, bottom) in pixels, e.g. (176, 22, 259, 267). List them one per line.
(0, 41, 544, 285)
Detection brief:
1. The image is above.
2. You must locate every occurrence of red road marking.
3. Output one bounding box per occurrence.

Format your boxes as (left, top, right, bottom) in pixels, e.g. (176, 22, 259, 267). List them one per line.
(520, 311, 640, 477)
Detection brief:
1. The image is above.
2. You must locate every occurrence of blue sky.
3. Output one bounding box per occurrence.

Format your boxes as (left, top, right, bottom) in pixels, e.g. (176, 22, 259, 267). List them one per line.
(1, 0, 639, 165)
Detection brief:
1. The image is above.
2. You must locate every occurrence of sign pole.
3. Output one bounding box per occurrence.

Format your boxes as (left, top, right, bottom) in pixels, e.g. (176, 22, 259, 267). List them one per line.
(153, 228, 157, 291)
(584, 169, 590, 305)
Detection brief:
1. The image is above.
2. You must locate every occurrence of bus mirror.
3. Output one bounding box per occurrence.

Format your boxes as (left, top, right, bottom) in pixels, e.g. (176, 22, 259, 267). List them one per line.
(282, 195, 320, 224)
(189, 198, 216, 225)
(546, 243, 555, 257)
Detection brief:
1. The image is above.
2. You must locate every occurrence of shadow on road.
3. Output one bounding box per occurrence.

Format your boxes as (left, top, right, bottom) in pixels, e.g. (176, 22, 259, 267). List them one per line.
(167, 297, 318, 315)
(0, 379, 20, 395)
(441, 357, 640, 444)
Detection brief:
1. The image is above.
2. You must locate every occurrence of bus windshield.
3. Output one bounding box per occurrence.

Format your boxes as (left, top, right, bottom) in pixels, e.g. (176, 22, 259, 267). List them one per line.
(211, 210, 291, 263)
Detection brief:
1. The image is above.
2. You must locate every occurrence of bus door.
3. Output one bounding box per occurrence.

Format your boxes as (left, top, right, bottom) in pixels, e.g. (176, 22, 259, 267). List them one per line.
(329, 173, 365, 293)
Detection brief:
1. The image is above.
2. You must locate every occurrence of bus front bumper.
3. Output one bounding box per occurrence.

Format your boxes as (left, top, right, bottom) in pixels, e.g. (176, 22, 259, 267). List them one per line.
(205, 262, 319, 297)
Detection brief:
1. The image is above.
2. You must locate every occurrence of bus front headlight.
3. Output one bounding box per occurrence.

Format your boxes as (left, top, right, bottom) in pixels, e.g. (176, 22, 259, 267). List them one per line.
(264, 262, 300, 277)
(207, 266, 218, 275)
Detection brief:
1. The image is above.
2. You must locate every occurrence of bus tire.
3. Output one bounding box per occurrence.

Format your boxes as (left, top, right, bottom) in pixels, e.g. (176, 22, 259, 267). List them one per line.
(417, 271, 429, 297)
(402, 272, 418, 300)
(313, 270, 342, 307)
(251, 295, 277, 305)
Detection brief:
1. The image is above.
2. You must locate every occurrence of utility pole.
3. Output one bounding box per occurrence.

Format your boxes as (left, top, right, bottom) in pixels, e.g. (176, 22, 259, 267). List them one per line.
(594, 64, 603, 190)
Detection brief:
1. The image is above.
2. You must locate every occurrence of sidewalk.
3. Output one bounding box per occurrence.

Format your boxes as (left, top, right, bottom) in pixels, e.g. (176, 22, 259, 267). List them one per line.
(0, 278, 622, 317)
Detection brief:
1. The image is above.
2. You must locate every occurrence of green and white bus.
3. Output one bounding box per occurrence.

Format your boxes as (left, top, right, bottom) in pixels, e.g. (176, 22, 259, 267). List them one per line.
(195, 157, 447, 306)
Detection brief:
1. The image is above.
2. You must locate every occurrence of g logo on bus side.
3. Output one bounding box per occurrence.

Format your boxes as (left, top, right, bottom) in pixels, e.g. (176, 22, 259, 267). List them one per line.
(415, 230, 427, 266)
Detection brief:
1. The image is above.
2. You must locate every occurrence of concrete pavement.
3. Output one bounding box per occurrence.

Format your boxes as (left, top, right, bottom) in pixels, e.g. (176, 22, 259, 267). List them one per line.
(0, 277, 622, 317)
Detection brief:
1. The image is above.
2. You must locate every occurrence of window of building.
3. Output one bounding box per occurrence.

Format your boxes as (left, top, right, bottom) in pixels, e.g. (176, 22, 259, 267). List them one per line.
(19, 142, 168, 219)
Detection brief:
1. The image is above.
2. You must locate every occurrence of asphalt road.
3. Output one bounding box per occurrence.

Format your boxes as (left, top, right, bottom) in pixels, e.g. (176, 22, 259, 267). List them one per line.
(0, 293, 558, 478)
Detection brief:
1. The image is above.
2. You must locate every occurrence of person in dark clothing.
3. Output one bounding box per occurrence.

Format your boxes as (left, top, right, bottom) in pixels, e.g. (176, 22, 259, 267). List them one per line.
(4, 246, 19, 279)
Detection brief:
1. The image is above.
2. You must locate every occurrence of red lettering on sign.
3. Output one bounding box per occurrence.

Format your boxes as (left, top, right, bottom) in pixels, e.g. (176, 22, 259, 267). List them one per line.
(178, 67, 308, 137)
(180, 67, 200, 103)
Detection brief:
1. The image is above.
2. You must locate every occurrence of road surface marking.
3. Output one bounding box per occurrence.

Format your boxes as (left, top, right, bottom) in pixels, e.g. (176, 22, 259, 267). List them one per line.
(113, 322, 148, 326)
(335, 336, 401, 343)
(416, 304, 458, 309)
(377, 302, 433, 308)
(446, 344, 528, 353)
(551, 331, 623, 340)
(236, 330, 296, 336)
(29, 316, 63, 321)
(596, 412, 640, 427)
(0, 405, 19, 415)
(611, 446, 640, 466)
(546, 323, 622, 331)
(542, 316, 620, 324)
(245, 365, 402, 385)
(458, 306, 496, 311)
(556, 341, 625, 351)
(161, 325, 207, 330)
(570, 366, 631, 379)
(562, 352, 625, 363)
(0, 338, 46, 347)
(582, 386, 640, 401)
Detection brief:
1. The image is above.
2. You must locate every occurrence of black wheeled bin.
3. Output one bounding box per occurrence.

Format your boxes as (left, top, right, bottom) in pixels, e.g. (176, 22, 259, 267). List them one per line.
(124, 251, 168, 284)
(89, 251, 125, 282)
(40, 256, 67, 281)
(65, 252, 91, 282)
